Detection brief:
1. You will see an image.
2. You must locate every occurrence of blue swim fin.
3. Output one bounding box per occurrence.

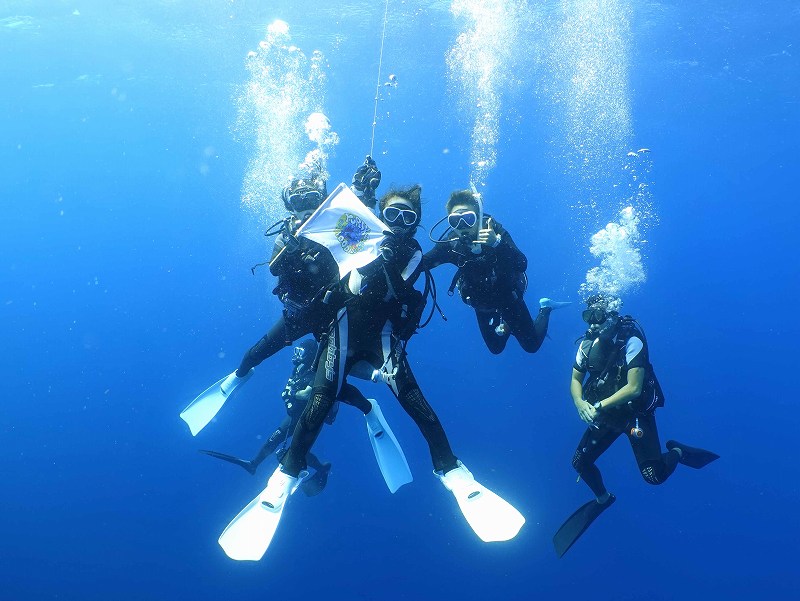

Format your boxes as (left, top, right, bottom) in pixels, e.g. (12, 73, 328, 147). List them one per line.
(539, 297, 572, 310)
(365, 399, 413, 493)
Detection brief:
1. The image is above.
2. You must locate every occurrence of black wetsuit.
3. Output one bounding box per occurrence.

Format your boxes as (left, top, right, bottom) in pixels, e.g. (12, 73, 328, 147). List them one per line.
(218, 215, 380, 475)
(571, 322, 677, 496)
(248, 361, 373, 472)
(280, 234, 459, 477)
(236, 220, 340, 376)
(423, 217, 550, 354)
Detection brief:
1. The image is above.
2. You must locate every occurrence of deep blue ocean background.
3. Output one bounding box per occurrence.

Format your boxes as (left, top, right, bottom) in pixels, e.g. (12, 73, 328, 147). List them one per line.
(2, 1, 798, 600)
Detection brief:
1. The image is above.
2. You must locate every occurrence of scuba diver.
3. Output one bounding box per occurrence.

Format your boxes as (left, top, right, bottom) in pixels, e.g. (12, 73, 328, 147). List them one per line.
(199, 339, 334, 496)
(218, 185, 526, 561)
(423, 189, 569, 355)
(181, 159, 412, 492)
(553, 294, 720, 557)
(180, 157, 382, 436)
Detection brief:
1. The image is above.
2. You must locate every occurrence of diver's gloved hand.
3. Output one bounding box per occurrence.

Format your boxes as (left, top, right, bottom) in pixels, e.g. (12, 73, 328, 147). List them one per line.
(379, 234, 400, 263)
(352, 155, 381, 206)
(371, 366, 397, 384)
(283, 233, 301, 253)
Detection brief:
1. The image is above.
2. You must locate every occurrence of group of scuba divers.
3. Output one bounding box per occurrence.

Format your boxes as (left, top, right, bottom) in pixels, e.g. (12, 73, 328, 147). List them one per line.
(180, 156, 719, 561)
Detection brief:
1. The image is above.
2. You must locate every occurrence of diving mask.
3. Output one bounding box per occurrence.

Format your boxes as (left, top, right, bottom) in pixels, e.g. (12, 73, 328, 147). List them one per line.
(448, 210, 478, 230)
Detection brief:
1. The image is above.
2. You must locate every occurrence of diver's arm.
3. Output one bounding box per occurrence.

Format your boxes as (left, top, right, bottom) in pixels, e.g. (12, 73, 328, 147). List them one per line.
(268, 237, 291, 276)
(595, 367, 645, 410)
(572, 368, 596, 424)
(422, 243, 452, 270)
(398, 246, 423, 283)
(570, 369, 585, 404)
(492, 224, 528, 272)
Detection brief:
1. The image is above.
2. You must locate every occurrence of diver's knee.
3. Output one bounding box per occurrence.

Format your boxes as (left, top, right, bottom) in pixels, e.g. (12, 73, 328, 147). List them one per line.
(572, 448, 589, 473)
(640, 464, 664, 485)
(518, 338, 543, 354)
(301, 391, 334, 428)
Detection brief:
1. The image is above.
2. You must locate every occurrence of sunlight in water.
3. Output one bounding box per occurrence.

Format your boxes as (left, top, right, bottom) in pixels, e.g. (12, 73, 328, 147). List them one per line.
(235, 20, 336, 223)
(447, 0, 524, 188)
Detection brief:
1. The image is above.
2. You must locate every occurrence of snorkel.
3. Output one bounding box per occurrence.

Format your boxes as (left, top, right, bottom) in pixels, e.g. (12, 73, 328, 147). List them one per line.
(465, 182, 484, 253)
(469, 182, 484, 235)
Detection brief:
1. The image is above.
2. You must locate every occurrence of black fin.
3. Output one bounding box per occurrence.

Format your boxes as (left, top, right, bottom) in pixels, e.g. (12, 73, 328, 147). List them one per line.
(199, 450, 257, 475)
(300, 463, 332, 497)
(553, 495, 616, 558)
(667, 440, 720, 469)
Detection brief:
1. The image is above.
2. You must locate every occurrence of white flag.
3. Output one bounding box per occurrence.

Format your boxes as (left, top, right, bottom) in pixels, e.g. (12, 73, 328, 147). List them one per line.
(296, 183, 387, 279)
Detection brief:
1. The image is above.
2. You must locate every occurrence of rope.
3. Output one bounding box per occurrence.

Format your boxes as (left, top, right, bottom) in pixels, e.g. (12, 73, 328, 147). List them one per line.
(370, 0, 391, 156)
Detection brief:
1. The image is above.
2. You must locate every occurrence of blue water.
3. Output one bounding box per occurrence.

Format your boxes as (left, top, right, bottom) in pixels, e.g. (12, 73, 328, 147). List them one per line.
(2, 2, 798, 599)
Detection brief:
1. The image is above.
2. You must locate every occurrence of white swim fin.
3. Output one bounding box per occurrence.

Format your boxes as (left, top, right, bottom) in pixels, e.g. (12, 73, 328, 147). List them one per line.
(218, 466, 306, 561)
(180, 368, 253, 436)
(365, 398, 413, 493)
(436, 461, 525, 542)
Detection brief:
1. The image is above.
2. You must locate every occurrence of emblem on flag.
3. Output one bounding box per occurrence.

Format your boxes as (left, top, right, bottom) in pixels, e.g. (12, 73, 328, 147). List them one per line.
(335, 213, 370, 254)
(296, 183, 387, 279)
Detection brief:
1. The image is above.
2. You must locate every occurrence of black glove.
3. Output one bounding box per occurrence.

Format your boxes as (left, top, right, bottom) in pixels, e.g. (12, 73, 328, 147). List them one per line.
(282, 232, 301, 254)
(352, 155, 381, 203)
(379, 234, 400, 263)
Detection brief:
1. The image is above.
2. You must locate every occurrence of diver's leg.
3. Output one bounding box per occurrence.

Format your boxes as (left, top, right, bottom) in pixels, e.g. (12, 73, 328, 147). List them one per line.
(237, 315, 312, 375)
(390, 357, 458, 473)
(337, 382, 373, 414)
(630, 412, 680, 485)
(199, 417, 294, 475)
(249, 414, 294, 469)
(280, 310, 347, 477)
(571, 424, 622, 500)
(503, 297, 550, 354)
(475, 309, 509, 354)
